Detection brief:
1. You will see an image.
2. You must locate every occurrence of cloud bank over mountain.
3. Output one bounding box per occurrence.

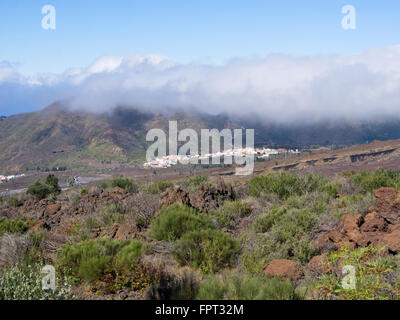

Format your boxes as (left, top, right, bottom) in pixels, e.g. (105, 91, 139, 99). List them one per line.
(1, 45, 400, 122)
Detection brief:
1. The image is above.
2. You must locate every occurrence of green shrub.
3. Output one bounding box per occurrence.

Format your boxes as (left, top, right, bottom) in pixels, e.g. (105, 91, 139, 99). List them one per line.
(253, 208, 283, 233)
(0, 264, 73, 300)
(246, 190, 332, 272)
(22, 231, 46, 266)
(130, 193, 160, 231)
(242, 205, 318, 272)
(99, 180, 109, 189)
(146, 180, 173, 194)
(111, 176, 139, 192)
(70, 217, 98, 241)
(213, 200, 252, 229)
(248, 172, 337, 200)
(58, 238, 123, 282)
(27, 174, 61, 200)
(150, 204, 214, 241)
(0, 217, 32, 236)
(80, 189, 88, 196)
(113, 263, 162, 292)
(292, 239, 318, 265)
(196, 272, 302, 300)
(274, 208, 316, 244)
(254, 206, 316, 241)
(180, 175, 210, 193)
(145, 268, 199, 300)
(342, 169, 400, 193)
(0, 231, 45, 268)
(174, 229, 239, 274)
(59, 239, 123, 277)
(45, 174, 61, 194)
(27, 181, 52, 200)
(332, 193, 376, 219)
(8, 197, 22, 207)
(314, 246, 400, 300)
(101, 205, 126, 227)
(284, 192, 330, 214)
(57, 238, 159, 292)
(240, 250, 267, 275)
(115, 240, 146, 268)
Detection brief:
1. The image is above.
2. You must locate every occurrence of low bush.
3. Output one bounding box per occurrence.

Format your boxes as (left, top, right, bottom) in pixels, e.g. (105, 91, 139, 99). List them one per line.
(27, 174, 61, 200)
(253, 208, 283, 234)
(145, 268, 199, 300)
(213, 200, 252, 229)
(0, 264, 73, 300)
(98, 180, 109, 190)
(57, 238, 156, 292)
(69, 217, 98, 241)
(146, 180, 173, 194)
(0, 217, 32, 236)
(58, 238, 125, 282)
(57, 238, 138, 280)
(27, 181, 52, 200)
(241, 205, 318, 273)
(101, 205, 126, 227)
(253, 206, 316, 241)
(314, 246, 400, 300)
(196, 272, 302, 300)
(174, 229, 239, 274)
(342, 169, 400, 193)
(150, 204, 214, 241)
(242, 180, 378, 274)
(115, 240, 146, 268)
(273, 208, 316, 245)
(0, 232, 45, 268)
(130, 193, 160, 231)
(111, 176, 139, 192)
(8, 197, 22, 207)
(332, 193, 376, 219)
(45, 174, 61, 194)
(248, 172, 338, 200)
(180, 175, 210, 193)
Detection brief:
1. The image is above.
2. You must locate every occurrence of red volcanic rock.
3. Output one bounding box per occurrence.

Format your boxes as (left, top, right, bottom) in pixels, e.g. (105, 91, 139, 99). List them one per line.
(45, 203, 61, 215)
(338, 214, 363, 242)
(161, 186, 191, 208)
(374, 188, 400, 224)
(360, 212, 387, 233)
(161, 178, 235, 213)
(317, 230, 348, 252)
(383, 229, 400, 254)
(307, 254, 331, 275)
(356, 232, 385, 248)
(263, 259, 303, 280)
(317, 188, 400, 256)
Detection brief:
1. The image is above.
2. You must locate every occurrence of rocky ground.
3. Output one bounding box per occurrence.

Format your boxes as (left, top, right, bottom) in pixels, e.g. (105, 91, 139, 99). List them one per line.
(262, 187, 400, 282)
(2, 169, 400, 300)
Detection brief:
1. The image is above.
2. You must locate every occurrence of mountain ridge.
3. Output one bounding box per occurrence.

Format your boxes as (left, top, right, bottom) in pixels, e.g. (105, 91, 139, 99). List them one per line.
(2, 104, 400, 172)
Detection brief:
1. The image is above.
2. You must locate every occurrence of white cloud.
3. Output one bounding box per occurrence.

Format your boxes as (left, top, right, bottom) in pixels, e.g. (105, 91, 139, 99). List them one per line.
(1, 46, 400, 122)
(0, 61, 24, 83)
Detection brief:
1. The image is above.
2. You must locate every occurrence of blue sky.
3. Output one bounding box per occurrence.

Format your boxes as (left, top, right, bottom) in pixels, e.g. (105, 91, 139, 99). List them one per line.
(1, 1, 400, 117)
(1, 0, 399, 75)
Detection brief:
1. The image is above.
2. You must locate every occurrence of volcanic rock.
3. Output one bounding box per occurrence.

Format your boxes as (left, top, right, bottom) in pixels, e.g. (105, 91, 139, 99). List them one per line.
(317, 187, 400, 256)
(374, 187, 400, 224)
(383, 229, 400, 254)
(161, 178, 235, 213)
(307, 254, 331, 275)
(263, 259, 303, 280)
(360, 212, 387, 233)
